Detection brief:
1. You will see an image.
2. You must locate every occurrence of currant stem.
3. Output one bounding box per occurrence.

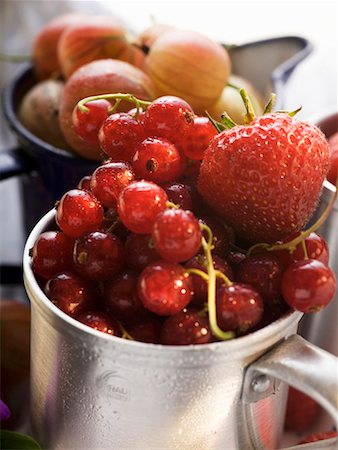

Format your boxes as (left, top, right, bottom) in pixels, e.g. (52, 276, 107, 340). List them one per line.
(247, 184, 338, 256)
(77, 93, 152, 113)
(200, 225, 235, 341)
(120, 323, 134, 340)
(110, 98, 121, 114)
(301, 240, 309, 260)
(185, 267, 210, 282)
(215, 270, 232, 287)
(200, 223, 213, 247)
(166, 201, 180, 209)
(107, 218, 121, 234)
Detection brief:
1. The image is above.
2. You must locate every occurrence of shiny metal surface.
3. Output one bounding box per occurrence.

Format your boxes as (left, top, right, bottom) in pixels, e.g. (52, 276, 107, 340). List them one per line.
(243, 335, 338, 450)
(24, 210, 338, 450)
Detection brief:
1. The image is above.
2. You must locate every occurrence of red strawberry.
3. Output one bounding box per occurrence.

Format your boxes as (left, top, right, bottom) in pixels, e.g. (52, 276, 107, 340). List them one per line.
(299, 430, 338, 444)
(198, 113, 329, 243)
(284, 387, 320, 432)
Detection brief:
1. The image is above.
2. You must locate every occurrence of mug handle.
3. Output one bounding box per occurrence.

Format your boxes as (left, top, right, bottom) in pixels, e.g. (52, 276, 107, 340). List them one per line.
(0, 147, 36, 180)
(241, 334, 338, 450)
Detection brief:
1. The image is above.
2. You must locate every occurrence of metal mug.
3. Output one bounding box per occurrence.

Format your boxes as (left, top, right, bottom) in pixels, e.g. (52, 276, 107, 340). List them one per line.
(298, 112, 338, 357)
(23, 210, 338, 450)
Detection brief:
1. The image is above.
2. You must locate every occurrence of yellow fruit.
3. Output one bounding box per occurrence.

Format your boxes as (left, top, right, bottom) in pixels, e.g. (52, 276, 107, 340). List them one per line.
(207, 74, 264, 124)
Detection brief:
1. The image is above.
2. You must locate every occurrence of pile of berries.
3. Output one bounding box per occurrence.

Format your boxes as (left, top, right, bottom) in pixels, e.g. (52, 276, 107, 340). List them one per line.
(30, 93, 337, 345)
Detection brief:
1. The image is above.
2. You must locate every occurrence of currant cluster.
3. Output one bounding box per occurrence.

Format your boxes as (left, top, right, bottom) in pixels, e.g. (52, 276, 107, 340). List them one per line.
(30, 94, 337, 345)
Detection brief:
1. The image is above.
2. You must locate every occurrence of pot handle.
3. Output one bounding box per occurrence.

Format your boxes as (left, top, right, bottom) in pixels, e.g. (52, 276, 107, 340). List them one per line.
(241, 334, 338, 450)
(0, 147, 36, 180)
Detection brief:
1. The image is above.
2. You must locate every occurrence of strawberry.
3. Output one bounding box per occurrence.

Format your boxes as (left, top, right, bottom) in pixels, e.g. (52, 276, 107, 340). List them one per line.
(198, 112, 330, 244)
(299, 430, 338, 444)
(284, 387, 320, 432)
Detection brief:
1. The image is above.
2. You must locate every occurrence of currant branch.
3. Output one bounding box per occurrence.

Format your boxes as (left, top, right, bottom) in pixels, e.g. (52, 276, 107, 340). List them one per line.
(77, 93, 152, 114)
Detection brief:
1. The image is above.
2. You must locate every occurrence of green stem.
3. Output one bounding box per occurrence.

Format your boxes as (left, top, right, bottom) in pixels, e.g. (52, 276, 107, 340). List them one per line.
(301, 240, 309, 260)
(215, 270, 232, 287)
(107, 218, 121, 234)
(185, 267, 209, 282)
(200, 223, 213, 247)
(120, 324, 134, 340)
(77, 93, 152, 113)
(226, 82, 241, 91)
(166, 201, 180, 209)
(220, 111, 237, 129)
(275, 106, 302, 117)
(201, 233, 235, 341)
(205, 110, 227, 132)
(110, 98, 121, 114)
(263, 93, 276, 115)
(239, 88, 256, 124)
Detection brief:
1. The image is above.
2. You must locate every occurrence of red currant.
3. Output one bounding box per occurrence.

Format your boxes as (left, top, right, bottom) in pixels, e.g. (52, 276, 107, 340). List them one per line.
(73, 231, 124, 282)
(90, 161, 135, 207)
(72, 99, 111, 145)
(103, 270, 145, 321)
(100, 207, 130, 241)
(226, 250, 246, 271)
(281, 259, 336, 312)
(143, 96, 194, 147)
(132, 137, 185, 183)
(161, 308, 212, 345)
(162, 182, 193, 210)
(126, 312, 162, 344)
(152, 208, 202, 263)
(199, 216, 234, 257)
(77, 175, 92, 191)
(138, 260, 193, 315)
(76, 310, 122, 336)
(216, 283, 264, 335)
(117, 180, 168, 234)
(31, 231, 74, 279)
(276, 232, 329, 268)
(99, 112, 145, 161)
(56, 189, 104, 238)
(181, 116, 217, 160)
(45, 271, 97, 316)
(127, 107, 145, 123)
(236, 253, 283, 304)
(186, 254, 234, 307)
(124, 233, 159, 271)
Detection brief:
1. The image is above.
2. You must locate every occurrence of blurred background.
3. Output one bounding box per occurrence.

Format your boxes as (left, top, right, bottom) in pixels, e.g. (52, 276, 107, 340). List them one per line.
(0, 0, 337, 296)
